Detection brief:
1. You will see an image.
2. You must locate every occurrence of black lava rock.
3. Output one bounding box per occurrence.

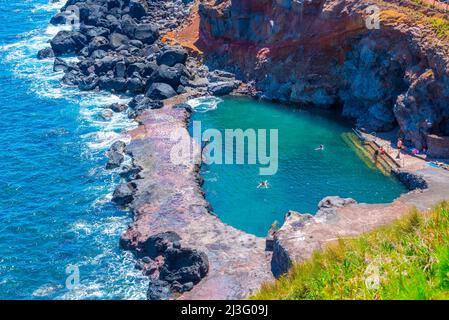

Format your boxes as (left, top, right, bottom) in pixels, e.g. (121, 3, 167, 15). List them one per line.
(146, 82, 177, 100)
(50, 30, 87, 56)
(112, 183, 135, 206)
(147, 280, 172, 300)
(157, 46, 188, 67)
(37, 47, 54, 60)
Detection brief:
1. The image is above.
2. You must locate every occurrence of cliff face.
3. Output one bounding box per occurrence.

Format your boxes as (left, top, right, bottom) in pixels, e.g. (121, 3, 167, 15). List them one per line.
(198, 0, 449, 151)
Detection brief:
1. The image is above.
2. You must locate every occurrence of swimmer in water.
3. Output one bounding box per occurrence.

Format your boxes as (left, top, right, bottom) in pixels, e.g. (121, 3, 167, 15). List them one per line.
(315, 144, 324, 151)
(257, 180, 269, 189)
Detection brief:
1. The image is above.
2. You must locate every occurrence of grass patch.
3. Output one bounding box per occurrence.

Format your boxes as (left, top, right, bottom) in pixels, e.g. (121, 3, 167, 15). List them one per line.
(430, 17, 449, 38)
(252, 202, 449, 300)
(377, 1, 449, 40)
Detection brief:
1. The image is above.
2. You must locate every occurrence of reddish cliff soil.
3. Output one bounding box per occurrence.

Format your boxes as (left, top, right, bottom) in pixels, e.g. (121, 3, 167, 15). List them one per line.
(198, 0, 449, 155)
(161, 3, 203, 54)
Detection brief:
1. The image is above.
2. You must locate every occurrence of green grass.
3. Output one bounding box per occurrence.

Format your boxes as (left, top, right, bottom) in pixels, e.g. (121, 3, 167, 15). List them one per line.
(252, 202, 449, 300)
(430, 17, 449, 38)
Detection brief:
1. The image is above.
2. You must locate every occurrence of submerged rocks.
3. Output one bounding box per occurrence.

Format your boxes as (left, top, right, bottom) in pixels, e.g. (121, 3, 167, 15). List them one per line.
(37, 47, 54, 60)
(108, 103, 128, 113)
(100, 109, 114, 120)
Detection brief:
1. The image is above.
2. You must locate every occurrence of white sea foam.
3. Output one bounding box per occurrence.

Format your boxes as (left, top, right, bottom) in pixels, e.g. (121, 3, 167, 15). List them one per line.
(32, 284, 64, 297)
(1, 23, 137, 153)
(0, 2, 144, 300)
(33, 0, 66, 13)
(63, 216, 148, 300)
(187, 96, 223, 113)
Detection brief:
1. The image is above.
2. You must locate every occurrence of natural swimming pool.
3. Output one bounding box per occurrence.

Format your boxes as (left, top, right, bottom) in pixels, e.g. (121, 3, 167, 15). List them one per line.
(190, 96, 407, 237)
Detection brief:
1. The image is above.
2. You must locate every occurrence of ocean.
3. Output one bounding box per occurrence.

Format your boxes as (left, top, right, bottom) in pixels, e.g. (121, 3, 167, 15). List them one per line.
(0, 0, 147, 299)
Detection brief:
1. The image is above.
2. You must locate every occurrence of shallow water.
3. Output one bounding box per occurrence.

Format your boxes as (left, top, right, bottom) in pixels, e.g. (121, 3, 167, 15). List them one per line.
(191, 96, 407, 237)
(0, 1, 147, 299)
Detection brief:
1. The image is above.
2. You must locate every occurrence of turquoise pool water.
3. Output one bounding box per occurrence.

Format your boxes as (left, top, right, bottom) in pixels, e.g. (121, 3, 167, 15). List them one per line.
(190, 96, 407, 237)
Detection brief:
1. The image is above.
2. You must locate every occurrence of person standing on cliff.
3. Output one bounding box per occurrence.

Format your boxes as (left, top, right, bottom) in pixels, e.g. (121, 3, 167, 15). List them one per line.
(396, 138, 403, 159)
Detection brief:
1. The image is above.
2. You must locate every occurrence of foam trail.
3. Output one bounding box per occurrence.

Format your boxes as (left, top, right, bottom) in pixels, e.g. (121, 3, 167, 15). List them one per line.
(187, 96, 223, 113)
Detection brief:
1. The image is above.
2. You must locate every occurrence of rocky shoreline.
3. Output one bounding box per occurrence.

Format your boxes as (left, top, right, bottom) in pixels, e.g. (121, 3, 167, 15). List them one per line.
(120, 96, 273, 299)
(41, 0, 266, 299)
(40, 0, 449, 300)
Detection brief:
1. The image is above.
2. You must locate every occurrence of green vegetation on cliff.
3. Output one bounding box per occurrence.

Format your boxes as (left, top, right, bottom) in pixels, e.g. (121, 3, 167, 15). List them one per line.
(253, 202, 449, 300)
(430, 17, 449, 38)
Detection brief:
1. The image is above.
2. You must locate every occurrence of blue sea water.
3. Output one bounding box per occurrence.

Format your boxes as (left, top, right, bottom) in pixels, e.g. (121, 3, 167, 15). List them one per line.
(0, 1, 147, 299)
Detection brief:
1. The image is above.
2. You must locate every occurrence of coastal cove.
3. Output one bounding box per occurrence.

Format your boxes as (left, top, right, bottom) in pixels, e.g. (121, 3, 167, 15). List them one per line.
(190, 96, 407, 237)
(1, 0, 449, 301)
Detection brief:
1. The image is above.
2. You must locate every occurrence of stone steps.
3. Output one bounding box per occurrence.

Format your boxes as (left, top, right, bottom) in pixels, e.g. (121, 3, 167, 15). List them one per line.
(341, 132, 399, 176)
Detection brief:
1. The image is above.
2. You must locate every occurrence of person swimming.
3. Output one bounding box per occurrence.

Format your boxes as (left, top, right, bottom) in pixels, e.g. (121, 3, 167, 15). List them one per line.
(257, 180, 269, 189)
(315, 144, 324, 151)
